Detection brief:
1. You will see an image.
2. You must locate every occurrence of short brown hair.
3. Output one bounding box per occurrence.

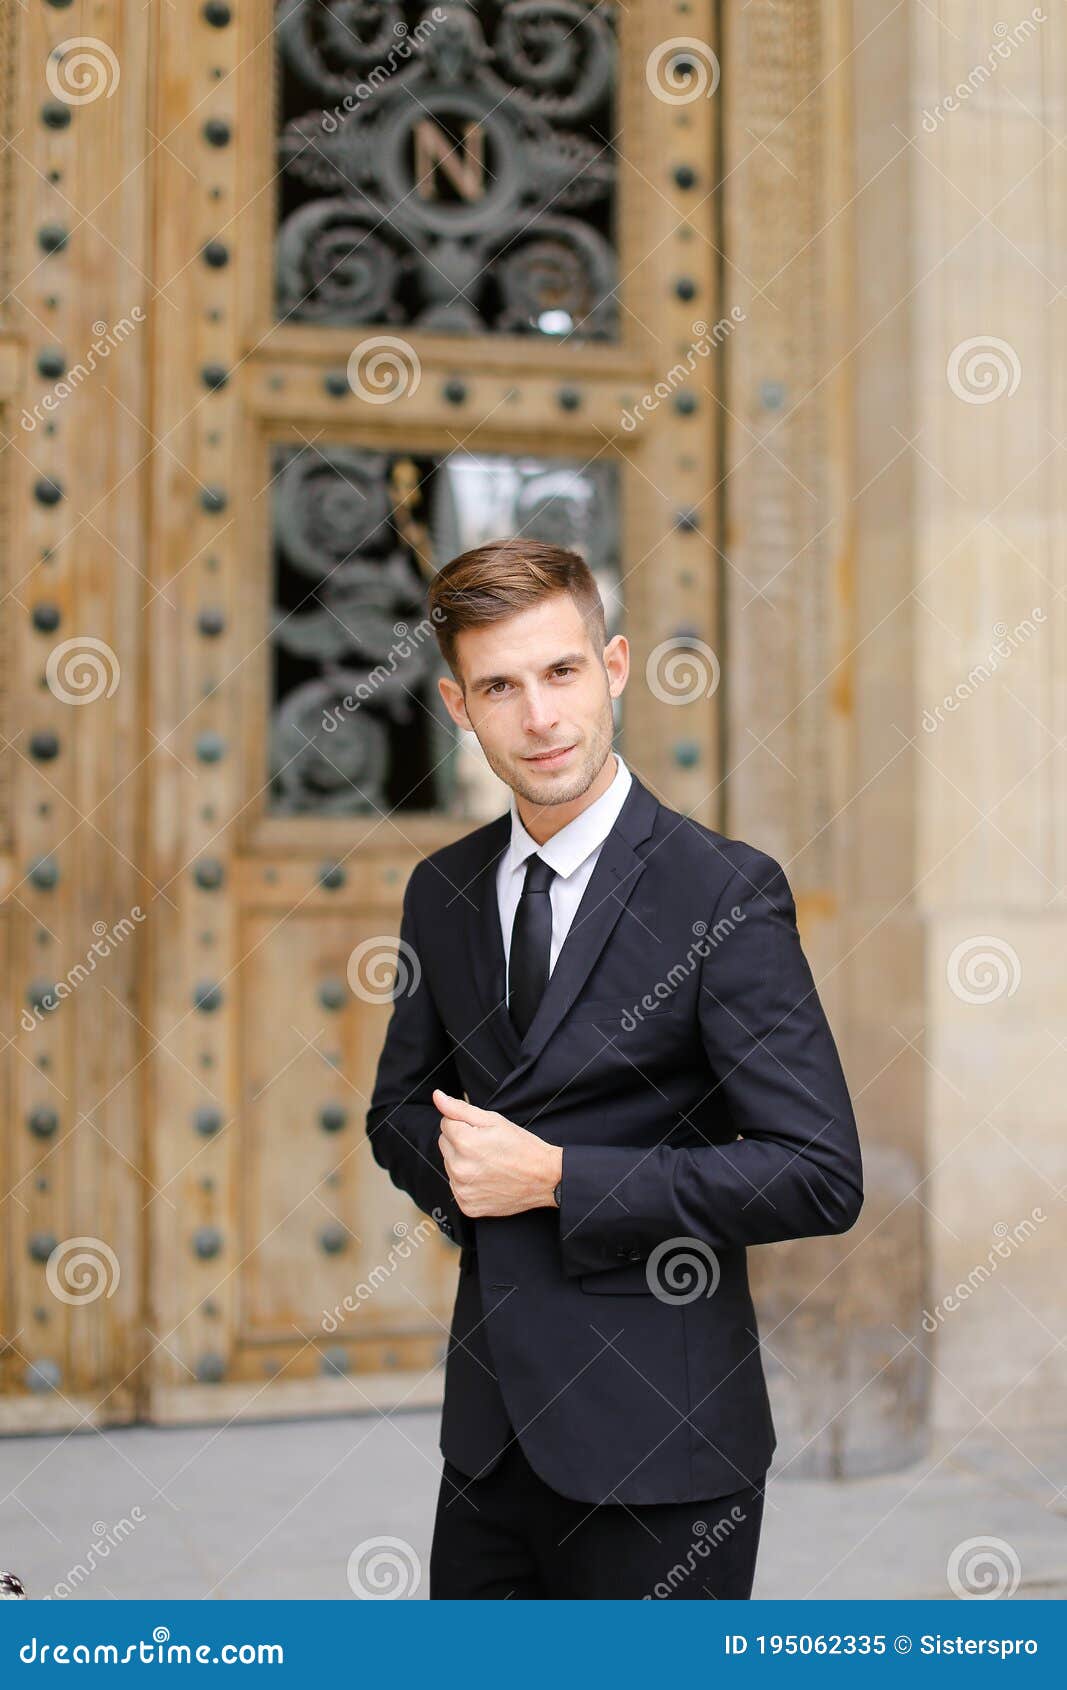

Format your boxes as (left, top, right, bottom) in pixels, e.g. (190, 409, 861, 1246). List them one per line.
(428, 537, 606, 678)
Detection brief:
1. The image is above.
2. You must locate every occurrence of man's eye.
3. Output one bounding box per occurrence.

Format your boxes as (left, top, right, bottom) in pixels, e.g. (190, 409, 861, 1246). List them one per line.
(553, 666, 575, 678)
(487, 681, 509, 696)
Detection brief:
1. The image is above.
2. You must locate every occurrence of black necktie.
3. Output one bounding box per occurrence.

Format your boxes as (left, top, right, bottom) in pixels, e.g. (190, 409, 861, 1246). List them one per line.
(508, 854, 557, 1039)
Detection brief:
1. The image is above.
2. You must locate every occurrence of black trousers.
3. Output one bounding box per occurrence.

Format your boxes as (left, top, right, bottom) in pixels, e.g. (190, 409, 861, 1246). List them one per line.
(430, 1435, 766, 1599)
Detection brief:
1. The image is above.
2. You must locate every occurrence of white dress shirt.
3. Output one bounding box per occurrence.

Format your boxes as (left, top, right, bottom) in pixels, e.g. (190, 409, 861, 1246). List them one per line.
(497, 752, 633, 1000)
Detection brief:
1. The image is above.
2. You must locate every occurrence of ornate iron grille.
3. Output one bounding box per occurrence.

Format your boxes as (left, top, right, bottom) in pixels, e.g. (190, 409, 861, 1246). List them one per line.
(276, 0, 618, 338)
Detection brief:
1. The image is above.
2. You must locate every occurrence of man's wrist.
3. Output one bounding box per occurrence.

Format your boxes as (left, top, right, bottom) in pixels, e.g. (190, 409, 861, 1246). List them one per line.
(546, 1144, 563, 1208)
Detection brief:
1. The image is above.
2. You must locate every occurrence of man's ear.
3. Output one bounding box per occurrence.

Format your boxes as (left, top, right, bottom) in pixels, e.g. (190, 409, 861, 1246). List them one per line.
(604, 632, 629, 700)
(438, 672, 472, 732)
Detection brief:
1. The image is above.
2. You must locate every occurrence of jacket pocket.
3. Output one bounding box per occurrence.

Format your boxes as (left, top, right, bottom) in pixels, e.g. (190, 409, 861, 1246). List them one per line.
(567, 996, 679, 1026)
(578, 1260, 656, 1294)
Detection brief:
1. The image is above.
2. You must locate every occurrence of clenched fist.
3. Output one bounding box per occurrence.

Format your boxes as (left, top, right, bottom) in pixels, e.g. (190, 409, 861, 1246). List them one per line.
(433, 1088, 563, 1218)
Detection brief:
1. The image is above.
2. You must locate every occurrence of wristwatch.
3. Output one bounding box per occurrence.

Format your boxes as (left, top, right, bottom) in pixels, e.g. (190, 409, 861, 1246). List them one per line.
(552, 1178, 562, 1208)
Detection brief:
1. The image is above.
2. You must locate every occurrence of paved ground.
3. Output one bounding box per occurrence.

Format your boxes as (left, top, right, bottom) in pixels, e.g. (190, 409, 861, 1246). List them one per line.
(1, 1412, 1064, 1600)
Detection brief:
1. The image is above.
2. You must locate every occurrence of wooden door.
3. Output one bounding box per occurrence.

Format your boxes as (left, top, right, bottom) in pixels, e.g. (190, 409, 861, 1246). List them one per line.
(0, 4, 152, 1430)
(1, 0, 721, 1426)
(143, 0, 721, 1423)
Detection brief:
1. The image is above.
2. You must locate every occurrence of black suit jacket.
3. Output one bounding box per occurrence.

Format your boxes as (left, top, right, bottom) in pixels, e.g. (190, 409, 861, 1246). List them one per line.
(366, 770, 863, 1505)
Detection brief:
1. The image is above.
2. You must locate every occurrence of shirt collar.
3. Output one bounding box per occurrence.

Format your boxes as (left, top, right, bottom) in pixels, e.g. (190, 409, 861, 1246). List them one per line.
(505, 753, 632, 881)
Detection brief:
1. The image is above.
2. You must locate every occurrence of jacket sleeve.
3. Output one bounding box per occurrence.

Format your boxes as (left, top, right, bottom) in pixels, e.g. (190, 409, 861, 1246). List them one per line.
(365, 862, 475, 1249)
(557, 849, 864, 1277)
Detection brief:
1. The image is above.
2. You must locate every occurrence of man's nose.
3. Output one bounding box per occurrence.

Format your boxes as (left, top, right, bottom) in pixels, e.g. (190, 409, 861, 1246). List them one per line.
(522, 686, 560, 736)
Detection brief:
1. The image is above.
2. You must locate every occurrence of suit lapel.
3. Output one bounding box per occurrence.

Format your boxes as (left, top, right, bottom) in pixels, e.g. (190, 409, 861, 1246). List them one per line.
(462, 812, 524, 1068)
(478, 771, 661, 1105)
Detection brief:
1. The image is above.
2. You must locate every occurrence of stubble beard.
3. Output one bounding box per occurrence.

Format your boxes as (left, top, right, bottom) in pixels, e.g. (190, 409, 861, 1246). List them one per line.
(480, 704, 615, 810)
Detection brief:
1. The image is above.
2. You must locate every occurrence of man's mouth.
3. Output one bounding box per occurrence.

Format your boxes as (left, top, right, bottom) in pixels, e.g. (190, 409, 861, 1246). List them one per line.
(522, 743, 577, 768)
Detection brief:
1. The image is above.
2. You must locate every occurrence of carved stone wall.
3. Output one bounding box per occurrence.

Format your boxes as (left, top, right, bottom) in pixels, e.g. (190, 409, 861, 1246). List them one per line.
(910, 0, 1066, 1432)
(723, 0, 926, 1477)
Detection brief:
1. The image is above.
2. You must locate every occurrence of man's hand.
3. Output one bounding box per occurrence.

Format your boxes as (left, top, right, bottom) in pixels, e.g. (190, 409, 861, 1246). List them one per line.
(433, 1088, 563, 1218)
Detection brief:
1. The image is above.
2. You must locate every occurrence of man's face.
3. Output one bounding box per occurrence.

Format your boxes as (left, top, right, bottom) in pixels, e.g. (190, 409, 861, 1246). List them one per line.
(437, 592, 629, 808)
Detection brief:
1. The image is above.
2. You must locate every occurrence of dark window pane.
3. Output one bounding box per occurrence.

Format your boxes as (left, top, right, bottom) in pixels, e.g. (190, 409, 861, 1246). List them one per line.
(269, 444, 621, 815)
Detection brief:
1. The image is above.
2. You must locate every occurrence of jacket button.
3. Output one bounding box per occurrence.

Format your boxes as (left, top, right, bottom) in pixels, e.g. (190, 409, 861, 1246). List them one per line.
(627, 1249, 642, 1262)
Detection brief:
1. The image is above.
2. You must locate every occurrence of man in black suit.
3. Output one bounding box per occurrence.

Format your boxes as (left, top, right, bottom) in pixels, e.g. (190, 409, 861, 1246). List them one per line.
(366, 538, 863, 1599)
